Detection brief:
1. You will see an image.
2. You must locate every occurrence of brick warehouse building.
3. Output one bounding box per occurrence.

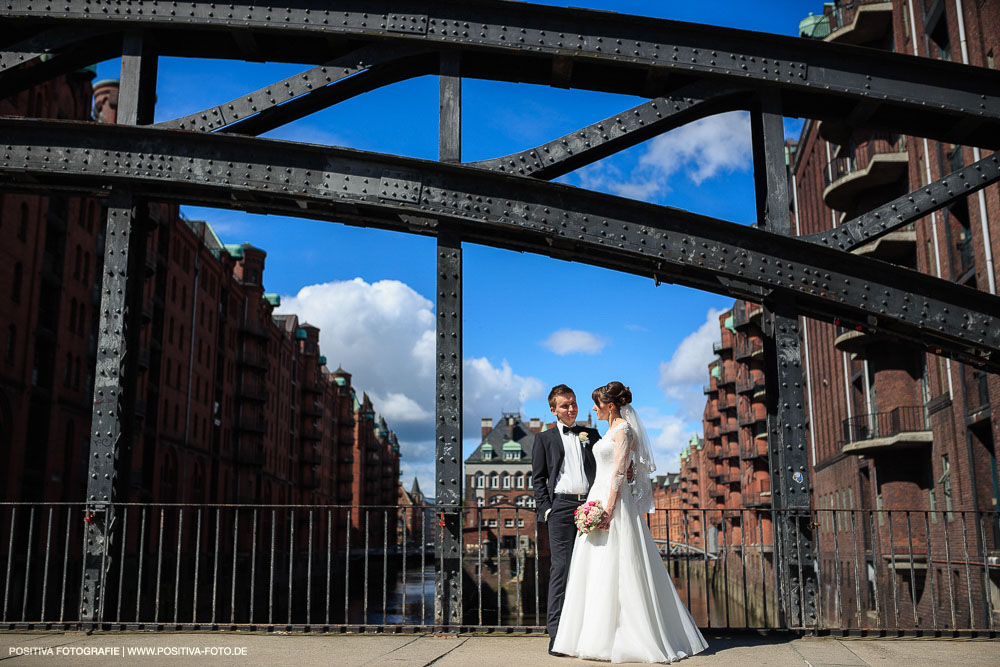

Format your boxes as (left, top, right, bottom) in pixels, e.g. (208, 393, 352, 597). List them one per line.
(0, 72, 401, 546)
(792, 0, 999, 629)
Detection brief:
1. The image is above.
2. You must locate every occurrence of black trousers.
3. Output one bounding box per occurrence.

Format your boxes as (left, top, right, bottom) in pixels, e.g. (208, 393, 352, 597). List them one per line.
(545, 495, 585, 645)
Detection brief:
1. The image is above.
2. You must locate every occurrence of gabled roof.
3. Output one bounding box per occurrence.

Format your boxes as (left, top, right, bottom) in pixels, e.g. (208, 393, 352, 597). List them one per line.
(465, 414, 536, 464)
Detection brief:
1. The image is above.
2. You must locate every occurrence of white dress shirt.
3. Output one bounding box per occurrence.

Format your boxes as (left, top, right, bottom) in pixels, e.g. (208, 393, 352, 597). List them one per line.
(553, 424, 590, 495)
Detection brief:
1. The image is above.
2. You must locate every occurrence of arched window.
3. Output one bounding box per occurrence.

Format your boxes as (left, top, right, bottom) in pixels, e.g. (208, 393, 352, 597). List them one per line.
(515, 473, 524, 489)
(474, 472, 484, 489)
(489, 494, 504, 505)
(489, 472, 498, 489)
(501, 473, 510, 489)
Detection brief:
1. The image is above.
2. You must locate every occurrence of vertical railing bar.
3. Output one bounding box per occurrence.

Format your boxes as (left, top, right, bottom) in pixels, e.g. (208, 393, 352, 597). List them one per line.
(721, 517, 730, 628)
(193, 509, 202, 625)
(135, 507, 147, 623)
(702, 508, 710, 628)
(174, 509, 184, 626)
(959, 512, 974, 628)
(740, 509, 749, 628)
(476, 510, 482, 627)
(924, 511, 938, 629)
(97, 505, 111, 625)
(2, 506, 16, 624)
(307, 509, 313, 628)
(419, 508, 424, 626)
(758, 511, 769, 628)
(850, 510, 862, 628)
(211, 508, 220, 626)
(683, 510, 691, 611)
(59, 506, 72, 624)
(886, 511, 900, 630)
(287, 509, 295, 627)
(904, 511, 918, 628)
(268, 508, 276, 627)
(344, 509, 350, 625)
(458, 507, 464, 630)
(231, 509, 239, 626)
(382, 510, 388, 626)
(533, 514, 539, 628)
(20, 506, 35, 623)
(832, 507, 843, 629)
(248, 508, 256, 625)
(325, 509, 331, 627)
(496, 508, 502, 628)
(115, 507, 128, 624)
(976, 512, 994, 630)
(867, 509, 882, 628)
(78, 508, 88, 625)
(154, 508, 165, 625)
(41, 507, 54, 623)
(401, 508, 407, 626)
(943, 510, 956, 629)
(797, 510, 810, 628)
(363, 509, 369, 624)
(515, 507, 521, 626)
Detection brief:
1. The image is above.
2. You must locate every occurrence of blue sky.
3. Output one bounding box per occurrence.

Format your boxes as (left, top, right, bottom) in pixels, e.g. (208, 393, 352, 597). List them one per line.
(96, 1, 819, 494)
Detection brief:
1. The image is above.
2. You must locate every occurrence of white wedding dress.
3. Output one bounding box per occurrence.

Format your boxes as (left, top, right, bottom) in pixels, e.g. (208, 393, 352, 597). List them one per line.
(552, 421, 708, 663)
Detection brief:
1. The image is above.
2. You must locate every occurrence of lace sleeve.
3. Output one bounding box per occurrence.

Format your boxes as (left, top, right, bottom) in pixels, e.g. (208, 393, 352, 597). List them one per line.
(609, 424, 633, 494)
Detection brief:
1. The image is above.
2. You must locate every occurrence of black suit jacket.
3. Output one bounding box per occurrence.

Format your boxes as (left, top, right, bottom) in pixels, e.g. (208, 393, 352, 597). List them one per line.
(531, 424, 600, 521)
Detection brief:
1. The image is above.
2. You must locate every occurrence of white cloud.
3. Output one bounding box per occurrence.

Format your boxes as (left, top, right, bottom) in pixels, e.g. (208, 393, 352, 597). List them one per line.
(658, 307, 724, 422)
(541, 329, 607, 355)
(277, 278, 543, 493)
(636, 407, 698, 473)
(567, 111, 752, 204)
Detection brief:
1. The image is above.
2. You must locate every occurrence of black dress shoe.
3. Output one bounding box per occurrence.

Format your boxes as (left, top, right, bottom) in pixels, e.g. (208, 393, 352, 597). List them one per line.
(548, 650, 568, 657)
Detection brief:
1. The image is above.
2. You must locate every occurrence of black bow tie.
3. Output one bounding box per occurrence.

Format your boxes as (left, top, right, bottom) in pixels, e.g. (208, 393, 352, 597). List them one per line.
(562, 425, 575, 435)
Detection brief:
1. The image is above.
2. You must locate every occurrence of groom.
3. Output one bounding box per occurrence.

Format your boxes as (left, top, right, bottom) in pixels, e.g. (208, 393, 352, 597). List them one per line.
(532, 384, 600, 655)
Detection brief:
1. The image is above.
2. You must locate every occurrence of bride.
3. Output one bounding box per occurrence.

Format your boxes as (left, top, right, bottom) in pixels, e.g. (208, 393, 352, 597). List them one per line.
(551, 381, 708, 663)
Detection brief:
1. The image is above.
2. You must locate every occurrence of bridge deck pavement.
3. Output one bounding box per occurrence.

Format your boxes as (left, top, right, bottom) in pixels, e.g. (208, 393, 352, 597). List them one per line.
(1, 632, 997, 666)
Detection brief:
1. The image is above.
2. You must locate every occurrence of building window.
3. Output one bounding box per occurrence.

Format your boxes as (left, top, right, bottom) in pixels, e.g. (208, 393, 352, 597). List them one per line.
(939, 455, 953, 521)
(526, 476, 533, 489)
(518, 519, 525, 528)
(474, 472, 484, 489)
(18, 203, 28, 241)
(515, 474, 524, 489)
(476, 497, 484, 507)
(504, 518, 514, 528)
(488, 519, 497, 528)
(490, 473, 498, 489)
(5, 325, 15, 366)
(502, 473, 510, 489)
(490, 494, 503, 505)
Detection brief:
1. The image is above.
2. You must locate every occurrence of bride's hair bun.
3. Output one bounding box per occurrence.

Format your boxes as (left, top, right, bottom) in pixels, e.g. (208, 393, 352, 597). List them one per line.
(592, 381, 632, 407)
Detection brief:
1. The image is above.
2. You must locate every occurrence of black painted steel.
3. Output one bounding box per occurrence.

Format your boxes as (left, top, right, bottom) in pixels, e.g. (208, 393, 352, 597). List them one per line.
(2, 119, 998, 371)
(4, 1, 1000, 148)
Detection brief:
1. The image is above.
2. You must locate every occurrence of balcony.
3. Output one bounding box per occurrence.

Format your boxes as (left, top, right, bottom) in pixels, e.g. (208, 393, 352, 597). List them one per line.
(237, 348, 269, 370)
(301, 402, 323, 418)
(707, 445, 723, 460)
(235, 415, 267, 433)
(703, 383, 716, 395)
(707, 464, 723, 478)
(738, 403, 766, 427)
(301, 424, 322, 441)
(237, 380, 267, 403)
(852, 226, 917, 265)
(739, 438, 769, 460)
(719, 367, 737, 387)
(717, 393, 736, 410)
(735, 337, 763, 361)
(833, 324, 885, 354)
(825, 0, 893, 46)
(709, 484, 726, 499)
(742, 481, 772, 507)
(238, 320, 271, 340)
(301, 446, 321, 464)
(840, 405, 932, 456)
(721, 470, 741, 485)
(719, 420, 739, 435)
(823, 132, 908, 212)
(713, 339, 732, 354)
(301, 380, 325, 395)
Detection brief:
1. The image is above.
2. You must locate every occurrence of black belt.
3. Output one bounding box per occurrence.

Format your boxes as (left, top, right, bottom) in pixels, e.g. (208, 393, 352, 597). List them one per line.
(555, 493, 588, 502)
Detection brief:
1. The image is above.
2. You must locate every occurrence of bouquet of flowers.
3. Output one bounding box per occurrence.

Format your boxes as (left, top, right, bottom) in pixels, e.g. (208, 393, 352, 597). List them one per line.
(573, 500, 606, 536)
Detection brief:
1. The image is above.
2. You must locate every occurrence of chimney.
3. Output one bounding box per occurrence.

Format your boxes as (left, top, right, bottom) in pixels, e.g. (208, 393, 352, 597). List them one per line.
(481, 417, 493, 439)
(529, 417, 541, 433)
(92, 79, 120, 124)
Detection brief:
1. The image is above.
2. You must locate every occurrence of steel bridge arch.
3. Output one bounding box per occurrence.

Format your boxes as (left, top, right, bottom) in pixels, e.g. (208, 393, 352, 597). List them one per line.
(3, 0, 1000, 631)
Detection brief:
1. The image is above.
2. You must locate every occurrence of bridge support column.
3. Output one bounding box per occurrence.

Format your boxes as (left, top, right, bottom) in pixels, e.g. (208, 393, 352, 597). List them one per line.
(752, 92, 818, 630)
(435, 52, 463, 628)
(81, 32, 156, 625)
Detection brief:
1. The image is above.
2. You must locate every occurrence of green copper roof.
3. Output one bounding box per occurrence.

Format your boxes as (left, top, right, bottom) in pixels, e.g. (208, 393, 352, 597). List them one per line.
(711, 366, 721, 380)
(295, 328, 307, 340)
(224, 244, 244, 259)
(318, 355, 326, 365)
(501, 440, 521, 451)
(264, 293, 280, 307)
(333, 376, 346, 386)
(481, 443, 494, 451)
(799, 11, 830, 39)
(724, 315, 735, 333)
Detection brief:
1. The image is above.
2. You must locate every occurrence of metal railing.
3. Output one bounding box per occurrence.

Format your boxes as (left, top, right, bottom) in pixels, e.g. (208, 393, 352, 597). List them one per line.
(824, 132, 907, 188)
(828, 0, 891, 33)
(840, 405, 928, 445)
(1, 503, 996, 633)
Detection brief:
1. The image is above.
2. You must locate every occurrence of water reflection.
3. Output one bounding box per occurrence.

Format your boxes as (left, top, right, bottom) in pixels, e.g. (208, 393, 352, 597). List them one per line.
(370, 564, 435, 625)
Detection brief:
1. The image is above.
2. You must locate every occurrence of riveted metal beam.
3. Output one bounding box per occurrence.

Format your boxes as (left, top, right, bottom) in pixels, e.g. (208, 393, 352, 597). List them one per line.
(468, 81, 746, 180)
(4, 1, 1000, 147)
(1, 119, 999, 370)
(157, 44, 433, 134)
(753, 91, 817, 630)
(0, 26, 117, 98)
(803, 150, 1000, 253)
